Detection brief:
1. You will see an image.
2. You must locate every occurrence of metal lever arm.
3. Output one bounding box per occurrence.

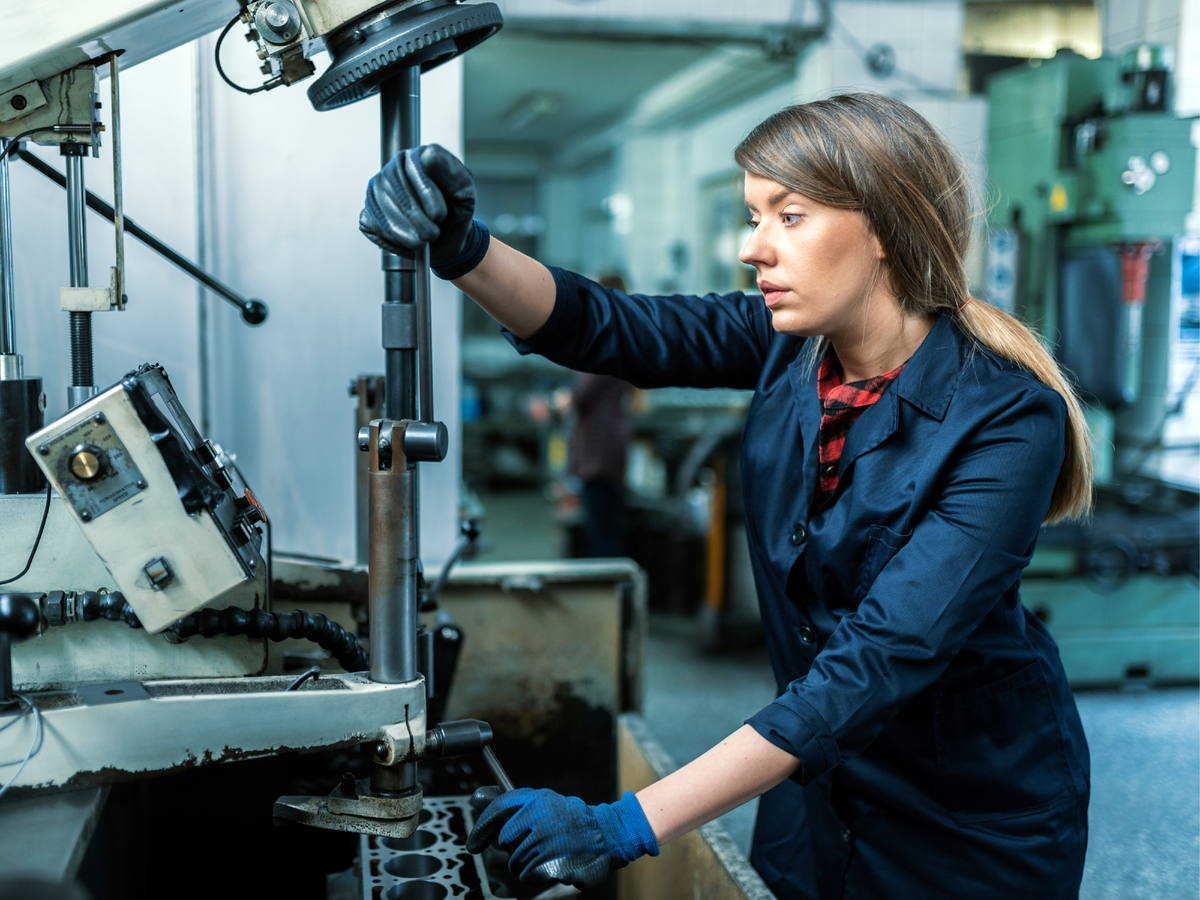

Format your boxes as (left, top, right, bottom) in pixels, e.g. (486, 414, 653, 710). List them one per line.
(16, 149, 268, 326)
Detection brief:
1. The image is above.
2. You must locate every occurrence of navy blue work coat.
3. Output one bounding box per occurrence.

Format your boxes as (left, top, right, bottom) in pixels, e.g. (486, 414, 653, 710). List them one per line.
(507, 269, 1090, 900)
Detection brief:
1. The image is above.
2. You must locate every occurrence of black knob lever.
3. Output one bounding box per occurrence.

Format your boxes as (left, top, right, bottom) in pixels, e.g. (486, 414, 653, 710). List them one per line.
(0, 594, 40, 704)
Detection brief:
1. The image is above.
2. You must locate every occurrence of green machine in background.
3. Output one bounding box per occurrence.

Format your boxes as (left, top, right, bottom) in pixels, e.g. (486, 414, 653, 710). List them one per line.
(986, 47, 1199, 687)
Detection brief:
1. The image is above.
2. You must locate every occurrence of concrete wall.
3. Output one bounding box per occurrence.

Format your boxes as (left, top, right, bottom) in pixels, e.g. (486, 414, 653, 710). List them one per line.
(7, 40, 464, 566)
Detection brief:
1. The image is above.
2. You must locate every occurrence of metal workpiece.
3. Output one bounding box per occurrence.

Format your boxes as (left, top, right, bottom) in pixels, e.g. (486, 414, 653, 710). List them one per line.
(357, 797, 507, 899)
(0, 672, 425, 793)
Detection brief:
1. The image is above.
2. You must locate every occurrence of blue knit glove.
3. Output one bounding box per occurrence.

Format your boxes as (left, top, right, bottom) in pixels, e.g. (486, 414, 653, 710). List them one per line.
(465, 786, 659, 889)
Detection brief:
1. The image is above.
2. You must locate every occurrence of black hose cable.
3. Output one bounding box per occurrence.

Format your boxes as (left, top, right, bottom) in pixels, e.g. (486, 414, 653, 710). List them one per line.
(171, 607, 369, 672)
(64, 591, 368, 672)
(77, 591, 143, 628)
(1, 129, 53, 160)
(0, 484, 52, 586)
(215, 12, 277, 95)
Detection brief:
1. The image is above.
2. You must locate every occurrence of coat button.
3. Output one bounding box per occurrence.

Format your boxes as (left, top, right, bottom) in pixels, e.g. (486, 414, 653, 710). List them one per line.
(842, 826, 853, 843)
(822, 462, 838, 477)
(790, 525, 807, 545)
(798, 626, 816, 644)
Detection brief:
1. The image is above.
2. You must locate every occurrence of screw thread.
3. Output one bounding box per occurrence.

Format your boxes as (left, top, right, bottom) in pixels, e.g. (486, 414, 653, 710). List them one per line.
(69, 311, 93, 386)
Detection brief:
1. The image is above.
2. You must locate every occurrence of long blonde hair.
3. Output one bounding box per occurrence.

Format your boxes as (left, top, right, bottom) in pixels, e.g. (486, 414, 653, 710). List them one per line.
(734, 93, 1092, 522)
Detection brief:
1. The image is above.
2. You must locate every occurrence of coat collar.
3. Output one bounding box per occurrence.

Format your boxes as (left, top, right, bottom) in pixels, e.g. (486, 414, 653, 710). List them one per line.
(892, 314, 965, 422)
(789, 315, 966, 506)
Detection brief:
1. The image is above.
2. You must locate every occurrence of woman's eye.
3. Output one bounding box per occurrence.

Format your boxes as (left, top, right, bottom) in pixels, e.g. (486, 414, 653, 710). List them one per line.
(745, 218, 759, 229)
(781, 213, 802, 226)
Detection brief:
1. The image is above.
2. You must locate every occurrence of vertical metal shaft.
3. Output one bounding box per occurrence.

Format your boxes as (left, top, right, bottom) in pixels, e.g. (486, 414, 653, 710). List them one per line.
(368, 422, 420, 795)
(65, 151, 94, 408)
(193, 43, 211, 436)
(66, 154, 88, 288)
(416, 245, 434, 423)
(380, 68, 420, 423)
(370, 66, 426, 797)
(0, 139, 15, 357)
(109, 53, 125, 312)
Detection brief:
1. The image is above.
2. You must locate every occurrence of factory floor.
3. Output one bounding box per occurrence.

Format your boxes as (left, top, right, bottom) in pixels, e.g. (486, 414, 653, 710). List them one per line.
(475, 489, 1200, 899)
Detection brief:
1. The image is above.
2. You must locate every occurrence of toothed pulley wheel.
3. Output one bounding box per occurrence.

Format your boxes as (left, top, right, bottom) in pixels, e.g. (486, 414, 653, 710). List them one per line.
(308, 0, 502, 112)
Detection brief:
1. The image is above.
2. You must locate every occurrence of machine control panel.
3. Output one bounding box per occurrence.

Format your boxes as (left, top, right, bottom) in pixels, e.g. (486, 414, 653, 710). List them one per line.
(34, 413, 147, 522)
(25, 364, 267, 633)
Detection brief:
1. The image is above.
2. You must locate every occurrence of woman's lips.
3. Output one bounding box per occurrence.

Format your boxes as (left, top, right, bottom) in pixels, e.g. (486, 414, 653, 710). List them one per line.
(759, 283, 787, 308)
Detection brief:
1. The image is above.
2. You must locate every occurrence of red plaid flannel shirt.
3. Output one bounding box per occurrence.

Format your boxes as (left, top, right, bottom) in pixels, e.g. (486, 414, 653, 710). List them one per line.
(815, 349, 906, 508)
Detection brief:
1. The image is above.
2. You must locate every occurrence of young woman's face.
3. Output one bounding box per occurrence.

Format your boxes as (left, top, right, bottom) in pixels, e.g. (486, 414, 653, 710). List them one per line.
(739, 173, 891, 339)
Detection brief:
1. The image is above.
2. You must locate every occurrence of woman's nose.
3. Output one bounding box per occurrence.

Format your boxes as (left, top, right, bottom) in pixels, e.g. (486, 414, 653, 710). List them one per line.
(739, 225, 766, 266)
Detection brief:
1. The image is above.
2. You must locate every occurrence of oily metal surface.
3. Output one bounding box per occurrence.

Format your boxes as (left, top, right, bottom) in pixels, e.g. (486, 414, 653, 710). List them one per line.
(361, 796, 582, 900)
(361, 797, 496, 900)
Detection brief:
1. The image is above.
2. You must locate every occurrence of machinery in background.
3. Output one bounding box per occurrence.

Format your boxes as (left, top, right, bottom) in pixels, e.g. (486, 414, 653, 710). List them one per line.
(986, 46, 1199, 686)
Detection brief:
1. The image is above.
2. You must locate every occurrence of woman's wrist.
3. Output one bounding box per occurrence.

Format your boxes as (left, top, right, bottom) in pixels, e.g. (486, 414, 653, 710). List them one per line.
(432, 218, 490, 280)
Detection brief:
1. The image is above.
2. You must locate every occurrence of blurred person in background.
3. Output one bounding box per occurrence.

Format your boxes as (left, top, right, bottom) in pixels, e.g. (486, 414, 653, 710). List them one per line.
(554, 273, 632, 558)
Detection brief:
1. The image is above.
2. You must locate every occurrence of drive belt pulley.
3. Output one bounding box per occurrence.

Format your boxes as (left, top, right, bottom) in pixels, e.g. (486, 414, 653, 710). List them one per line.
(308, 0, 503, 112)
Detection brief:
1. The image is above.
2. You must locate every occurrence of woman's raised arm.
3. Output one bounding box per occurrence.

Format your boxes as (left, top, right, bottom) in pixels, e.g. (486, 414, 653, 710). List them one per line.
(359, 143, 556, 339)
(452, 237, 556, 340)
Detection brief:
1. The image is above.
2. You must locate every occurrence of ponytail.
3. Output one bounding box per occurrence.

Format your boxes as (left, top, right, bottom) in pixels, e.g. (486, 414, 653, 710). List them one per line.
(957, 300, 1093, 522)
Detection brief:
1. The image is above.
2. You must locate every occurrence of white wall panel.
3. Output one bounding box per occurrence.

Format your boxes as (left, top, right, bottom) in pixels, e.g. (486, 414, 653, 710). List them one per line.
(8, 40, 464, 568)
(206, 48, 464, 566)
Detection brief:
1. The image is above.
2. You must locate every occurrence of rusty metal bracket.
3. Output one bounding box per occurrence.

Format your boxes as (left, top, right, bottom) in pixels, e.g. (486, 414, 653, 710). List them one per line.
(274, 778, 423, 839)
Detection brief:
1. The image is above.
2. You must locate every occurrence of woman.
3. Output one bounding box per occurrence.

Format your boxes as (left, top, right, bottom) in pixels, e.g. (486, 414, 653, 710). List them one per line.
(359, 93, 1092, 899)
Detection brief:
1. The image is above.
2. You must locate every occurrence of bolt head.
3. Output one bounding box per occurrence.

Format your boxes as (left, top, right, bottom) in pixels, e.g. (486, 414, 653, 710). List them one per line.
(264, 2, 291, 29)
(37, 444, 49, 456)
(136, 480, 147, 490)
(11, 94, 27, 111)
(93, 413, 105, 425)
(80, 511, 92, 521)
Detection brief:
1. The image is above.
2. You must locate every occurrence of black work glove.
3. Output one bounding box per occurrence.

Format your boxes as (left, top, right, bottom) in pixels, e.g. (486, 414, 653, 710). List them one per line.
(359, 144, 489, 278)
(466, 785, 659, 891)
